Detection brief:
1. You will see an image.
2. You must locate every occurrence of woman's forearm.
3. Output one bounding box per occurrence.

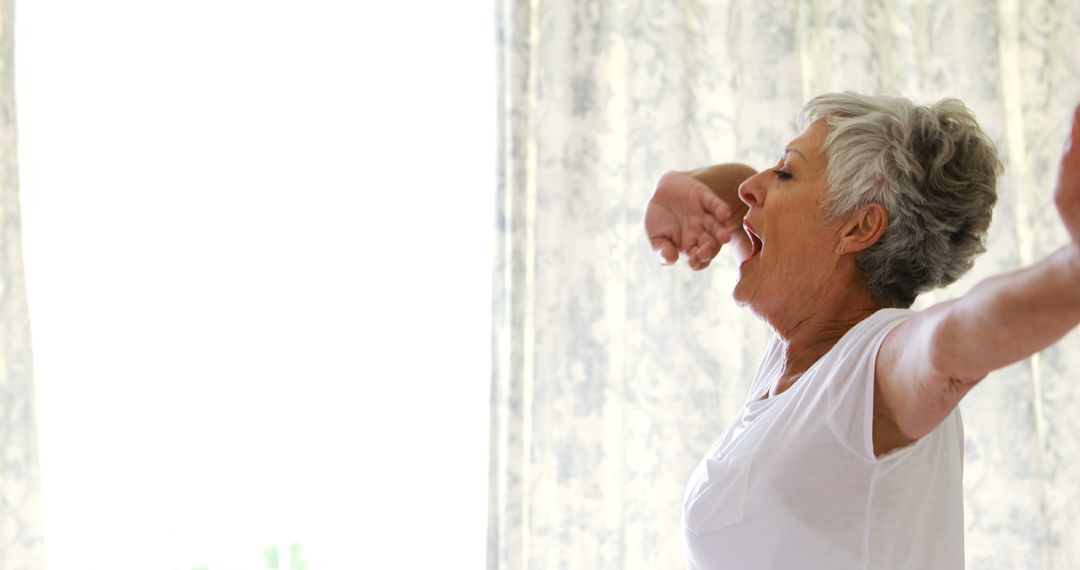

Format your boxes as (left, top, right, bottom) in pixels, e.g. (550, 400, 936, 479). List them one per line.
(932, 244, 1080, 382)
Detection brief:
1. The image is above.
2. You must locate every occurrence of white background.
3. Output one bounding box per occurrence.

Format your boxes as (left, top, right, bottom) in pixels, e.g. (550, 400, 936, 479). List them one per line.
(17, 1, 493, 567)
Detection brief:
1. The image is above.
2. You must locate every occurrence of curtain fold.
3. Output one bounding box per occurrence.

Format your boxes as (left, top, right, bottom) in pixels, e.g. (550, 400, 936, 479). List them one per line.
(490, 0, 1080, 568)
(0, 0, 42, 567)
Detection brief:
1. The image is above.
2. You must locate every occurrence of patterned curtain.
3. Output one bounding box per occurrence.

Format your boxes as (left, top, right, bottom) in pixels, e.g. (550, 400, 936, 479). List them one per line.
(489, 0, 1080, 568)
(0, 0, 42, 567)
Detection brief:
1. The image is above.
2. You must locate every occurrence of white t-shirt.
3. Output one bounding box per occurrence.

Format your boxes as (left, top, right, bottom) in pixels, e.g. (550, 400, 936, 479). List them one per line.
(682, 309, 965, 569)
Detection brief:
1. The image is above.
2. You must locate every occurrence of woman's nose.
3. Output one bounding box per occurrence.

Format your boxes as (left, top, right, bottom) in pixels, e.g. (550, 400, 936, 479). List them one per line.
(738, 171, 766, 208)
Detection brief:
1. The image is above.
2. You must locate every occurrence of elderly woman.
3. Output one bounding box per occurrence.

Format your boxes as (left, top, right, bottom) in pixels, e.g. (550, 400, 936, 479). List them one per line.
(644, 93, 1080, 569)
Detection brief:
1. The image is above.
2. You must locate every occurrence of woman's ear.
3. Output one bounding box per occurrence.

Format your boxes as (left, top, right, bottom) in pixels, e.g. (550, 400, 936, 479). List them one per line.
(837, 203, 888, 255)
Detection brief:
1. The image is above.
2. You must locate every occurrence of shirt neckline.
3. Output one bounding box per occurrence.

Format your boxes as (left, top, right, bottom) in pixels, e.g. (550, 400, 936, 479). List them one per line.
(750, 309, 896, 404)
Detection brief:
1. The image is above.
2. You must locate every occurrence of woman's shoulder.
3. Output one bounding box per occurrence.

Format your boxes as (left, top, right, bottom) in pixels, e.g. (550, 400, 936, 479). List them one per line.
(838, 308, 918, 351)
(809, 308, 919, 387)
(858, 307, 918, 330)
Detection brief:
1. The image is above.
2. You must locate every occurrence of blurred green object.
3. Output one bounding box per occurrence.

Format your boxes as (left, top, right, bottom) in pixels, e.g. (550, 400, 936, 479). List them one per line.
(262, 543, 308, 570)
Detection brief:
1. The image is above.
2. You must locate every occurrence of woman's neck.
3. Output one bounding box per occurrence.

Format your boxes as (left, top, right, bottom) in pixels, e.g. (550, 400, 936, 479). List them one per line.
(767, 273, 882, 382)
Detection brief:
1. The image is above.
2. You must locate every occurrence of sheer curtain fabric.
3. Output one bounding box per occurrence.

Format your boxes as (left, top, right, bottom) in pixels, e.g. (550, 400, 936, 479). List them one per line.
(0, 0, 42, 567)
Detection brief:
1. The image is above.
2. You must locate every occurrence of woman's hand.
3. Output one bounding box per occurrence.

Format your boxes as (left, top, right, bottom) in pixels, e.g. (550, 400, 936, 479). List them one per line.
(1057, 104, 1080, 252)
(645, 168, 750, 270)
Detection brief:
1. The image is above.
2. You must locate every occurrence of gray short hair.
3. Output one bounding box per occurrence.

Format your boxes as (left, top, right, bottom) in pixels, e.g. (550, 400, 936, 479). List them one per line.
(799, 93, 1002, 308)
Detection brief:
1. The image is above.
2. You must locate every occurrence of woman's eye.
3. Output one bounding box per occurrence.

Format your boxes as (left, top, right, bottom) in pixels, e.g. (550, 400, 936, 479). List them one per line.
(773, 169, 793, 181)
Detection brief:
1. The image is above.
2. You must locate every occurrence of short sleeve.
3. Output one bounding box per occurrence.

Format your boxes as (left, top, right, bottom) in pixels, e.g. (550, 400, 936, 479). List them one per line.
(822, 309, 916, 462)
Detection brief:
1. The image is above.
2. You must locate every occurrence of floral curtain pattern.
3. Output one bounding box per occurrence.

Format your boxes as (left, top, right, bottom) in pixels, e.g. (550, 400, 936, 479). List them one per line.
(489, 0, 1080, 568)
(0, 0, 41, 567)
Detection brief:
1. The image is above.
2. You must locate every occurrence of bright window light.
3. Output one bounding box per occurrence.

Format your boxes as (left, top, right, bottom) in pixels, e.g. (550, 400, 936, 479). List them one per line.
(17, 1, 493, 568)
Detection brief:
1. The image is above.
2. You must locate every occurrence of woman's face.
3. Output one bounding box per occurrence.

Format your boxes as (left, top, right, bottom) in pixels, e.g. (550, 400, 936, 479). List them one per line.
(733, 119, 847, 317)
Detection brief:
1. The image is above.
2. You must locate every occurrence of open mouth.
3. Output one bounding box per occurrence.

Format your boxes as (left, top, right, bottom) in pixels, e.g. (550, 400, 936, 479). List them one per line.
(743, 221, 763, 262)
